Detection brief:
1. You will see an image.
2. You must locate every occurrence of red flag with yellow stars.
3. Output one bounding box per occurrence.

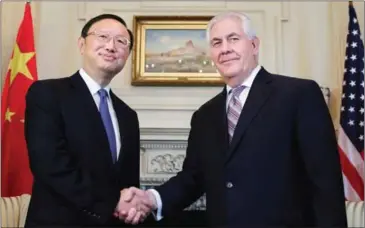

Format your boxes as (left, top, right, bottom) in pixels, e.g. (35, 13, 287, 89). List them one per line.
(1, 2, 38, 197)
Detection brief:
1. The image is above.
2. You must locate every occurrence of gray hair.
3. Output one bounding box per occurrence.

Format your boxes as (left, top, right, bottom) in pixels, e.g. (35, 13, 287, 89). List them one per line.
(206, 12, 257, 43)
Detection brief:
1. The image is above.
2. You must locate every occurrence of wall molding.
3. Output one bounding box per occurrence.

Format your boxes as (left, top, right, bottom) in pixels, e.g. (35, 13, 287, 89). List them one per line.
(142, 142, 187, 150)
(280, 2, 290, 22)
(141, 128, 190, 136)
(140, 128, 190, 140)
(76, 3, 87, 21)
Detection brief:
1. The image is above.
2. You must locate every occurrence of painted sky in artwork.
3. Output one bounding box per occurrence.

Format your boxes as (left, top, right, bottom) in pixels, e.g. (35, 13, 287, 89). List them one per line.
(145, 29, 208, 53)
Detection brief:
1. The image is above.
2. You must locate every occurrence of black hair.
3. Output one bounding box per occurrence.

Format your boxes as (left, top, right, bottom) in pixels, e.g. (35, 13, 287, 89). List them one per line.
(81, 14, 134, 51)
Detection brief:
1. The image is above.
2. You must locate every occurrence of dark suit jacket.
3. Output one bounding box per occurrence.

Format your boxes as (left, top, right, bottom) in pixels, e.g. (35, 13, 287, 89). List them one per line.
(24, 72, 141, 226)
(155, 67, 347, 227)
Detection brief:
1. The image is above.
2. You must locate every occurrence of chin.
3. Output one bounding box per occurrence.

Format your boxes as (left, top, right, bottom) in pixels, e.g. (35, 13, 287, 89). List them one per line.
(224, 77, 243, 88)
(220, 64, 241, 75)
(223, 72, 243, 86)
(105, 68, 122, 75)
(223, 70, 241, 78)
(100, 63, 123, 73)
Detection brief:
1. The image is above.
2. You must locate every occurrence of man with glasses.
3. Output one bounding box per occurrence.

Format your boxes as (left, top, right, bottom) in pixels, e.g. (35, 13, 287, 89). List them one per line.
(24, 14, 154, 227)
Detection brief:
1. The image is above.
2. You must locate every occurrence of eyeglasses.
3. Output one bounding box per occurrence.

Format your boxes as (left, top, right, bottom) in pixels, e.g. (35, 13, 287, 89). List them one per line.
(87, 32, 131, 48)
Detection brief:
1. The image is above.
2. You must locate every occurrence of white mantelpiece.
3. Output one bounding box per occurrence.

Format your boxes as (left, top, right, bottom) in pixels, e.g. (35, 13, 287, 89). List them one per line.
(139, 128, 206, 210)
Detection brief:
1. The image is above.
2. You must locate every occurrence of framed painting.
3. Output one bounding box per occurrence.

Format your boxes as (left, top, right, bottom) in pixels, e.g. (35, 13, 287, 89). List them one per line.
(131, 15, 224, 86)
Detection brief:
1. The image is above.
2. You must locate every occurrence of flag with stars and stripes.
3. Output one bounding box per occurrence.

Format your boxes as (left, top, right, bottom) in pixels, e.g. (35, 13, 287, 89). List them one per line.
(338, 2, 364, 202)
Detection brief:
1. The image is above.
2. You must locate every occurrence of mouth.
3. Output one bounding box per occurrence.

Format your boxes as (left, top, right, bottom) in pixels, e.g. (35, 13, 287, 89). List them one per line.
(100, 53, 117, 62)
(220, 58, 239, 64)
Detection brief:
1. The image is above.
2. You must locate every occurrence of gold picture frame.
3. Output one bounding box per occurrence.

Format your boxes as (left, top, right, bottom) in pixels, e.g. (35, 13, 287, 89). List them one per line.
(132, 15, 224, 86)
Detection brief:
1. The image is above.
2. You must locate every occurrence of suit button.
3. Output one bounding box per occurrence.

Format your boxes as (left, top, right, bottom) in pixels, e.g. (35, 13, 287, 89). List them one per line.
(226, 182, 233, 188)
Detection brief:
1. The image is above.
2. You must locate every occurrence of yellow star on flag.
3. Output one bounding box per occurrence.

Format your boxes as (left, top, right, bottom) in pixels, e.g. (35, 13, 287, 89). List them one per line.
(7, 43, 35, 85)
(5, 108, 16, 122)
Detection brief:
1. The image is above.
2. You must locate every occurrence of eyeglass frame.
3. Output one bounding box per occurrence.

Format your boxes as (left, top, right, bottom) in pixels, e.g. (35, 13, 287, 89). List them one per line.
(86, 31, 131, 49)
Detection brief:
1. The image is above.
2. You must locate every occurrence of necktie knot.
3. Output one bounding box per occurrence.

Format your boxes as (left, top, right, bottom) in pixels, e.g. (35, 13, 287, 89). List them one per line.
(231, 85, 245, 98)
(98, 89, 108, 99)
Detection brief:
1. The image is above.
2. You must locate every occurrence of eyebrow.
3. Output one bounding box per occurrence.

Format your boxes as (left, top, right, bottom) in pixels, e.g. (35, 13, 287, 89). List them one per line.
(94, 30, 127, 36)
(226, 32, 240, 38)
(211, 32, 240, 42)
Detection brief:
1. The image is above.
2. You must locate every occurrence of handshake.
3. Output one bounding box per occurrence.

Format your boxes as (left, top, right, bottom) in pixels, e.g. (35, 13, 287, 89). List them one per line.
(113, 187, 157, 225)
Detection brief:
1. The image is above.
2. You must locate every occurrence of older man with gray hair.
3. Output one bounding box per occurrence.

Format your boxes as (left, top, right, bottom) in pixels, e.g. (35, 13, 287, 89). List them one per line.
(118, 11, 347, 227)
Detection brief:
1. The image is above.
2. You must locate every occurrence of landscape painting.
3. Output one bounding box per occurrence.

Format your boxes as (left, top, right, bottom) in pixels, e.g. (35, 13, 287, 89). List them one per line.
(132, 16, 223, 86)
(144, 29, 216, 74)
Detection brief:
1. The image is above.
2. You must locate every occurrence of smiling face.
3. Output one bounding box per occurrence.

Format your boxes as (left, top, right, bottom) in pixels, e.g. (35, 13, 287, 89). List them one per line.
(209, 16, 260, 87)
(78, 18, 131, 85)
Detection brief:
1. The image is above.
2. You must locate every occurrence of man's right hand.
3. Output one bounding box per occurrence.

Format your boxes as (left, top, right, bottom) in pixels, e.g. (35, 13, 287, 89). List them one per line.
(114, 187, 157, 225)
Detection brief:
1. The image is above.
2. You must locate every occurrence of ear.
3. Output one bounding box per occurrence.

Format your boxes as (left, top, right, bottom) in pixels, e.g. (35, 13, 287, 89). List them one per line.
(252, 37, 260, 55)
(78, 37, 86, 55)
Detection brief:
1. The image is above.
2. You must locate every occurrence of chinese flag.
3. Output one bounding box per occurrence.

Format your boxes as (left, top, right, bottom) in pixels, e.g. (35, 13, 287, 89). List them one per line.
(1, 2, 38, 197)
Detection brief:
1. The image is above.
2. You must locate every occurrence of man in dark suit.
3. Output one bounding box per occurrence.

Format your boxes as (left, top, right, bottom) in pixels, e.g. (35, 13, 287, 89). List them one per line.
(119, 12, 348, 227)
(24, 14, 152, 226)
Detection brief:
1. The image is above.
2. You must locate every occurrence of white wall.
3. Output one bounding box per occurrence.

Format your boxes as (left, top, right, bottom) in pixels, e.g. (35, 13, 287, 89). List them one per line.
(2, 1, 364, 130)
(1, 1, 364, 190)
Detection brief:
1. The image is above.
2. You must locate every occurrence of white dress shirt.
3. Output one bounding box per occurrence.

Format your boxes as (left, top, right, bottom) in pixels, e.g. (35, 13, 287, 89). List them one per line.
(148, 64, 262, 220)
(79, 68, 121, 159)
(225, 64, 261, 110)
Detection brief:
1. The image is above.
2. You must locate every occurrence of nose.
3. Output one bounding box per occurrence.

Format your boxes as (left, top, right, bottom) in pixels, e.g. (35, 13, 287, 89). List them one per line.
(105, 38, 116, 52)
(220, 40, 231, 54)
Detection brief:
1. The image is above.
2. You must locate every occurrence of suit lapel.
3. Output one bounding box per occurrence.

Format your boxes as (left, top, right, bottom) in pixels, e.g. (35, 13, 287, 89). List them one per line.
(70, 73, 115, 166)
(213, 88, 230, 156)
(226, 68, 273, 163)
(110, 91, 126, 164)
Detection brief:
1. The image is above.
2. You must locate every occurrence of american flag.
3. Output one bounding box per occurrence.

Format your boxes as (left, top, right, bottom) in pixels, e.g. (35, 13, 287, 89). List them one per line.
(338, 2, 364, 201)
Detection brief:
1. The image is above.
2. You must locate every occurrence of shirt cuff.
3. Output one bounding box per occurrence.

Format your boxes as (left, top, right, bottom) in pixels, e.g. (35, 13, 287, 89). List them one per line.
(147, 189, 163, 221)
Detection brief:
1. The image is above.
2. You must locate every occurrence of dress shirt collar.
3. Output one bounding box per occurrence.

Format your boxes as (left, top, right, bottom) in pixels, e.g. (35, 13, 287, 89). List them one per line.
(226, 64, 261, 94)
(79, 68, 111, 97)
